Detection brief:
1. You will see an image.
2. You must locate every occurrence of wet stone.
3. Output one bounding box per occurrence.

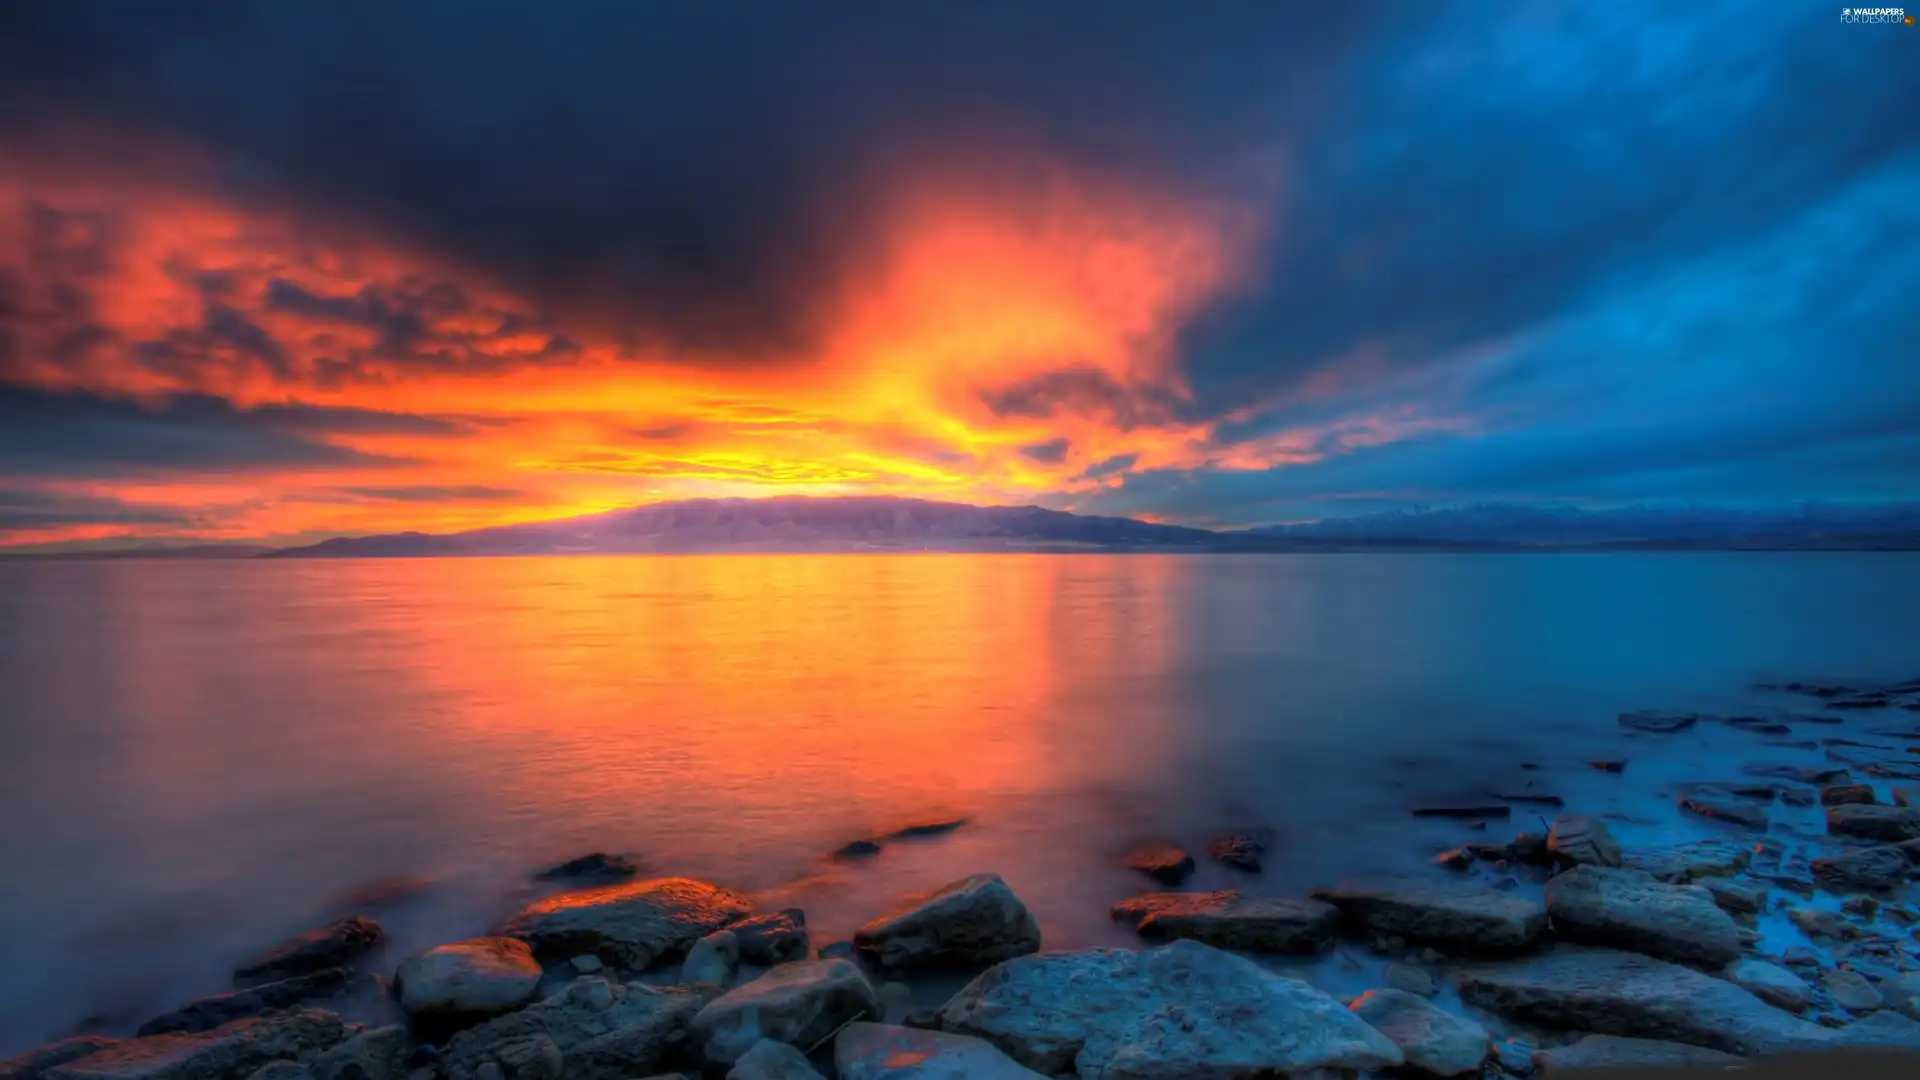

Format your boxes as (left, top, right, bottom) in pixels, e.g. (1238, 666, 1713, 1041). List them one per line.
(1822, 785, 1878, 807)
(1111, 891, 1338, 954)
(1122, 842, 1196, 886)
(1545, 815, 1621, 869)
(534, 853, 638, 882)
(1208, 830, 1273, 872)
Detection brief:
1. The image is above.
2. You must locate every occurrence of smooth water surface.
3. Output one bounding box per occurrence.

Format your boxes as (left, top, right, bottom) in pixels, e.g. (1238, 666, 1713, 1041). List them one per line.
(1, 552, 1916, 1049)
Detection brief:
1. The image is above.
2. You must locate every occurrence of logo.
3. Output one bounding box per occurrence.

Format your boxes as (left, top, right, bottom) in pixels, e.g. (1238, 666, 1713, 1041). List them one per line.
(1842, 5, 1908, 21)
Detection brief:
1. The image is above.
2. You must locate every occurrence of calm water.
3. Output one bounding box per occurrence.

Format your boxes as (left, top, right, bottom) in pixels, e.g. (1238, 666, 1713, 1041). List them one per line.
(1, 552, 1917, 1050)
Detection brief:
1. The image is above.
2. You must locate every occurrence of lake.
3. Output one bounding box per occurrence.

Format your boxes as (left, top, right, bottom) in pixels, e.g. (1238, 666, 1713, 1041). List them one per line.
(1, 551, 1916, 1051)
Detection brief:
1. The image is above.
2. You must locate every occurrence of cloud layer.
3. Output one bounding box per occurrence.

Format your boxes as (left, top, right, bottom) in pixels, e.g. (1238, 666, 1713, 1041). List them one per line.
(0, 1, 1914, 547)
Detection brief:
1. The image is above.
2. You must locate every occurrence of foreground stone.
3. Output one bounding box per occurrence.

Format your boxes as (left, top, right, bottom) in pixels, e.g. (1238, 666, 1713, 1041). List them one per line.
(443, 977, 711, 1080)
(1349, 988, 1490, 1077)
(1545, 815, 1622, 869)
(727, 1040, 823, 1080)
(833, 1023, 1046, 1080)
(1701, 878, 1767, 915)
(44, 1010, 351, 1080)
(731, 912, 809, 966)
(683, 930, 741, 986)
(1456, 945, 1834, 1057)
(1544, 866, 1743, 968)
(689, 958, 880, 1068)
(1121, 843, 1195, 886)
(853, 874, 1040, 971)
(938, 940, 1403, 1079)
(1309, 880, 1547, 952)
(1828, 804, 1920, 842)
(1530, 1035, 1743, 1075)
(137, 968, 349, 1036)
(256, 1026, 409, 1080)
(1812, 847, 1913, 892)
(394, 937, 542, 1027)
(1624, 839, 1753, 883)
(493, 877, 752, 969)
(232, 917, 384, 983)
(1110, 891, 1336, 954)
(1725, 959, 1813, 1012)
(1831, 1010, 1920, 1049)
(0, 1039, 121, 1080)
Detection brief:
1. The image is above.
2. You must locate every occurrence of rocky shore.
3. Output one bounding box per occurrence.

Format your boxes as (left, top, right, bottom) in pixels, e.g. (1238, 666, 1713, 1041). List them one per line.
(8, 678, 1920, 1080)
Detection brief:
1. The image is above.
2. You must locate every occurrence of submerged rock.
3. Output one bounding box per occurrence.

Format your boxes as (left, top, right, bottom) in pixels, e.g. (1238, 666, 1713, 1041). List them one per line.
(442, 977, 711, 1080)
(1348, 988, 1491, 1077)
(730, 912, 810, 966)
(937, 940, 1404, 1079)
(1725, 959, 1813, 1012)
(1456, 945, 1834, 1057)
(1530, 1035, 1743, 1075)
(1122, 843, 1196, 886)
(1623, 839, 1753, 883)
(1545, 866, 1743, 968)
(394, 937, 543, 1028)
(1678, 788, 1769, 830)
(1309, 880, 1547, 952)
(534, 853, 639, 882)
(832, 840, 883, 861)
(1207, 830, 1272, 872)
(833, 1023, 1046, 1080)
(853, 874, 1040, 971)
(1110, 891, 1337, 954)
(493, 877, 752, 969)
(44, 1010, 352, 1080)
(1822, 785, 1879, 807)
(232, 917, 385, 984)
(1619, 710, 1699, 733)
(885, 818, 968, 841)
(688, 959, 880, 1068)
(1545, 815, 1622, 869)
(137, 968, 349, 1036)
(1827, 804, 1920, 842)
(1811, 847, 1913, 892)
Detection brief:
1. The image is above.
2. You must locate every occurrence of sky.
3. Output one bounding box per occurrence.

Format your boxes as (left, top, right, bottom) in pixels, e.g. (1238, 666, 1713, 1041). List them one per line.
(0, 1, 1916, 550)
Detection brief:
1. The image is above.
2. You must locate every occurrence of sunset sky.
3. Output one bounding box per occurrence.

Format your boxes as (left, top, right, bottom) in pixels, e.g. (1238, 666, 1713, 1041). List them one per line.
(0, 1, 1915, 551)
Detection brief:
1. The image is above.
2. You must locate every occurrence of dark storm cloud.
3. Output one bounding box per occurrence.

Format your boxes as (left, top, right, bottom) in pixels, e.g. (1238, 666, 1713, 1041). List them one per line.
(0, 487, 195, 533)
(0, 386, 447, 476)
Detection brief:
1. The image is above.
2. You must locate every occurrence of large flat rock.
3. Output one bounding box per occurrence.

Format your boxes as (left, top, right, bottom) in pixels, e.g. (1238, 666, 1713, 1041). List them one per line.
(1531, 1035, 1743, 1075)
(0, 1040, 122, 1080)
(1308, 880, 1547, 952)
(937, 940, 1403, 1080)
(1827, 804, 1920, 842)
(689, 959, 880, 1068)
(1456, 946, 1835, 1058)
(1349, 988, 1490, 1077)
(1544, 866, 1743, 967)
(853, 874, 1040, 972)
(833, 1023, 1047, 1080)
(137, 970, 349, 1036)
(442, 977, 712, 1080)
(43, 1011, 351, 1080)
(493, 877, 752, 969)
(1109, 891, 1337, 954)
(232, 919, 383, 984)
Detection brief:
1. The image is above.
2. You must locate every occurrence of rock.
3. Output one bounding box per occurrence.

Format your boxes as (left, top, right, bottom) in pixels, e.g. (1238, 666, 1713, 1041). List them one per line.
(0, 1039, 122, 1080)
(683, 931, 741, 986)
(1493, 1039, 1535, 1075)
(1506, 833, 1553, 867)
(394, 937, 542, 1028)
(832, 840, 883, 861)
(1702, 878, 1768, 915)
(1530, 1035, 1743, 1075)
(1679, 788, 1769, 830)
(1895, 784, 1919, 808)
(44, 1010, 352, 1080)
(1207, 830, 1272, 872)
(1109, 891, 1337, 954)
(1309, 880, 1547, 952)
(493, 877, 752, 969)
(1745, 763, 1852, 785)
(442, 977, 711, 1080)
(1349, 988, 1490, 1077)
(1385, 962, 1438, 997)
(534, 853, 639, 882)
(876, 982, 913, 1023)
(1726, 959, 1813, 1012)
(569, 955, 603, 975)
(1831, 1010, 1920, 1049)
(244, 1064, 308, 1080)
(1622, 839, 1753, 883)
(1122, 843, 1195, 885)
(688, 959, 880, 1068)
(1782, 789, 1817, 807)
(1589, 759, 1627, 773)
(853, 874, 1040, 971)
(1619, 710, 1699, 733)
(1545, 866, 1743, 968)
(937, 940, 1403, 1078)
(232, 917, 385, 983)
(731, 913, 810, 966)
(886, 818, 967, 840)
(833, 1023, 1047, 1080)
(1411, 806, 1511, 820)
(1826, 969, 1885, 1013)
(137, 968, 350, 1036)
(726, 1040, 824, 1080)
(1789, 908, 1859, 942)
(1545, 815, 1622, 869)
(1828, 804, 1920, 842)
(1432, 847, 1474, 870)
(1823, 785, 1879, 806)
(1456, 946, 1836, 1057)
(1812, 847, 1912, 892)
(307, 1027, 409, 1080)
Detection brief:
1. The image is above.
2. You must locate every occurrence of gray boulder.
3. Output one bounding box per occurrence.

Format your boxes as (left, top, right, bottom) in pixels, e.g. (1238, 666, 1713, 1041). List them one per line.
(1725, 959, 1813, 1012)
(1348, 988, 1490, 1077)
(0, 1039, 122, 1080)
(442, 977, 712, 1080)
(1827, 804, 1920, 842)
(306, 1027, 409, 1080)
(232, 918, 384, 983)
(137, 969, 350, 1036)
(1831, 1010, 1920, 1049)
(731, 912, 809, 966)
(1825, 969, 1885, 1013)
(1623, 839, 1753, 883)
(44, 1010, 352, 1080)
(394, 937, 542, 1026)
(1812, 847, 1912, 892)
(683, 931, 741, 986)
(1109, 891, 1337, 954)
(1546, 815, 1623, 868)
(853, 874, 1040, 971)
(1701, 878, 1767, 915)
(1308, 880, 1547, 952)
(833, 1023, 1047, 1080)
(1531, 1035, 1743, 1075)
(937, 940, 1404, 1079)
(493, 877, 752, 969)
(1544, 866, 1743, 967)
(726, 1040, 824, 1080)
(1456, 945, 1835, 1057)
(688, 959, 880, 1068)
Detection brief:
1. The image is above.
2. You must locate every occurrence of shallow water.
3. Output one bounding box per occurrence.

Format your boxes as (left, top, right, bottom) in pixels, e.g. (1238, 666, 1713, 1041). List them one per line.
(0, 551, 1917, 1051)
